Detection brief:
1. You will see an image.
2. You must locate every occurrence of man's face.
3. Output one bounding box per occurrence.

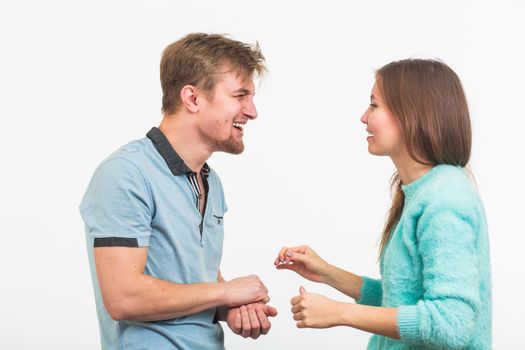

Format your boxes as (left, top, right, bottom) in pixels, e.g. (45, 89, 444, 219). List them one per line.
(198, 71, 258, 154)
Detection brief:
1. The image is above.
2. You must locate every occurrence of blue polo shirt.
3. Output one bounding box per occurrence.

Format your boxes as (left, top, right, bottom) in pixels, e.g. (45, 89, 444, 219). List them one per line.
(79, 127, 227, 350)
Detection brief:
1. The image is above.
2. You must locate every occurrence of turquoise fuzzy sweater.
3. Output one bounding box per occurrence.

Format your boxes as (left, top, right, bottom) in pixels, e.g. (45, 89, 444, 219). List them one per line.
(358, 165, 492, 349)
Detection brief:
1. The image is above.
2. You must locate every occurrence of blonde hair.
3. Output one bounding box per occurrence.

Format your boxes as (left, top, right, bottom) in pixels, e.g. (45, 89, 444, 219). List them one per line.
(160, 33, 266, 114)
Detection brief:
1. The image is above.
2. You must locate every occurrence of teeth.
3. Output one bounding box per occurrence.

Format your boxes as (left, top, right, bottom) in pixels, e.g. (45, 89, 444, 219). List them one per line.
(233, 123, 245, 130)
(367, 131, 373, 136)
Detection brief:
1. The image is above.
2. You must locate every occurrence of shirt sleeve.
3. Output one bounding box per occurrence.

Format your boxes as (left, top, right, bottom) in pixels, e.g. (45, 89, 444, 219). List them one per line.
(79, 158, 153, 247)
(356, 276, 383, 306)
(397, 201, 481, 348)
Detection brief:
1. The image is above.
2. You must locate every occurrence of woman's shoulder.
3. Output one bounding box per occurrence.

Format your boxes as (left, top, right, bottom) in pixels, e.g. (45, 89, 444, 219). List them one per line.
(415, 164, 483, 216)
(428, 164, 472, 188)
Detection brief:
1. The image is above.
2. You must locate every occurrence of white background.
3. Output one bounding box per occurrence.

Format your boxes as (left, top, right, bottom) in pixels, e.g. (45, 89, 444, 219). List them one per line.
(1, 0, 523, 349)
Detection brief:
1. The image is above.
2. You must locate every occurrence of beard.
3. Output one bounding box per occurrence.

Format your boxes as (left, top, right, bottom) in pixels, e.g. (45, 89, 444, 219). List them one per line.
(215, 135, 245, 154)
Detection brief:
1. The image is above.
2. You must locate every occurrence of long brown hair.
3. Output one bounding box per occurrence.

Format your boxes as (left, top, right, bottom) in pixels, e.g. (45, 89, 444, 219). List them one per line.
(377, 59, 472, 256)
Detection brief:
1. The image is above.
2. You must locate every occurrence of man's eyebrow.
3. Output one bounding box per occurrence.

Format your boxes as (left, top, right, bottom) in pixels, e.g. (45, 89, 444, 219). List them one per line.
(233, 88, 254, 95)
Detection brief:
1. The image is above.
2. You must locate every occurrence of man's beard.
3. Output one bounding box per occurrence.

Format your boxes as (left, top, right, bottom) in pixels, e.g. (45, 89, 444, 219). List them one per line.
(216, 136, 244, 154)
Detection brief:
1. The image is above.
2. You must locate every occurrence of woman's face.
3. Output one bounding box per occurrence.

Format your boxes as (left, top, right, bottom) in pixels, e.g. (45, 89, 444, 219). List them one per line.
(360, 82, 404, 158)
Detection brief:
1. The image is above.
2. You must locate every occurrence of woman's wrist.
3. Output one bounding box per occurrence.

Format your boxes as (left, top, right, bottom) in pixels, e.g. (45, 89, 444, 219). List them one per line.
(335, 302, 356, 327)
(319, 263, 337, 285)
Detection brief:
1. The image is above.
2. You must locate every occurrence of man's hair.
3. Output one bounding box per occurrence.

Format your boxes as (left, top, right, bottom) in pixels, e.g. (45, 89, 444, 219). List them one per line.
(160, 33, 266, 114)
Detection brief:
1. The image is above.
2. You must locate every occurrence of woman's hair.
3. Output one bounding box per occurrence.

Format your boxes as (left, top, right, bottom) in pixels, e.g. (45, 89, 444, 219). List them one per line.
(377, 59, 472, 256)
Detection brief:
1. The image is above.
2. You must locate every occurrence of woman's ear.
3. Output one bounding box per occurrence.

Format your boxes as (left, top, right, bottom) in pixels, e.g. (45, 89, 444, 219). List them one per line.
(180, 85, 199, 113)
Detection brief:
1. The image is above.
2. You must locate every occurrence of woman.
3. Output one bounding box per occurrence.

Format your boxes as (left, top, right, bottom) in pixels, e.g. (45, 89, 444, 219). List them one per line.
(275, 59, 492, 349)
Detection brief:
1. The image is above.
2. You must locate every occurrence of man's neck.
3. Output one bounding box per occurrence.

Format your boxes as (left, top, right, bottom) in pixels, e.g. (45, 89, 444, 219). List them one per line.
(159, 114, 212, 173)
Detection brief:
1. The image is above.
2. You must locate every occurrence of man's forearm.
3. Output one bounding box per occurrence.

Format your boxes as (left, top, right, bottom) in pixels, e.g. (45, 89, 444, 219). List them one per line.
(104, 273, 228, 322)
(96, 247, 268, 322)
(95, 247, 229, 322)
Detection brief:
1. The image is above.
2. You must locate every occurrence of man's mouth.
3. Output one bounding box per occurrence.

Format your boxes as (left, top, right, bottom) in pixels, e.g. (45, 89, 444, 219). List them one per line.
(233, 122, 245, 131)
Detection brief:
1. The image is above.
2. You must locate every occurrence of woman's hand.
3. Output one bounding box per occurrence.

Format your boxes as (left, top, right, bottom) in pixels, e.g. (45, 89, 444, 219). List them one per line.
(274, 245, 332, 283)
(290, 286, 343, 328)
(291, 287, 400, 339)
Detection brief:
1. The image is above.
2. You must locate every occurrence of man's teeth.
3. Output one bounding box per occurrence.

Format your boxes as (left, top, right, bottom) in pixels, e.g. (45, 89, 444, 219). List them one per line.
(233, 123, 245, 130)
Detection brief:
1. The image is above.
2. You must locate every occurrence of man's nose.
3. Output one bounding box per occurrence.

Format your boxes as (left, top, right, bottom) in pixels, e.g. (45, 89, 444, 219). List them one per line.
(243, 99, 257, 120)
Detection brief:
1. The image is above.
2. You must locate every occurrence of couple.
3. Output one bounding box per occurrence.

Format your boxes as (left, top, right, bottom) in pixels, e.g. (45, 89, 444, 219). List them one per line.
(79, 33, 492, 350)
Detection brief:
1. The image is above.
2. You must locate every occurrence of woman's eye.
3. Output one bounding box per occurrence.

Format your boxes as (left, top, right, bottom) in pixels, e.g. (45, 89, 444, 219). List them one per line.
(369, 103, 377, 109)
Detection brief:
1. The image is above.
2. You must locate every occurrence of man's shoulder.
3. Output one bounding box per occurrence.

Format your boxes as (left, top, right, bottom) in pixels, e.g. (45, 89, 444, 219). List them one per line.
(91, 137, 156, 184)
(105, 137, 153, 164)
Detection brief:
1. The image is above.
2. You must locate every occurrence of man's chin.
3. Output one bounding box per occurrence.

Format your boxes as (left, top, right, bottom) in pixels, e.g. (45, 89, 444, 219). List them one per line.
(216, 140, 244, 155)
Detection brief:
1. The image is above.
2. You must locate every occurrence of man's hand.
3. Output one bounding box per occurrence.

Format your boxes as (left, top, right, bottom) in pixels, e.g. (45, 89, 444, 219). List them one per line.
(226, 303, 278, 339)
(222, 275, 270, 307)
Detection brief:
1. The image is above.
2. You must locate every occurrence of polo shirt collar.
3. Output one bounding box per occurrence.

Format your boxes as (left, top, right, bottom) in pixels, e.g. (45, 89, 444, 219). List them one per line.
(146, 127, 210, 177)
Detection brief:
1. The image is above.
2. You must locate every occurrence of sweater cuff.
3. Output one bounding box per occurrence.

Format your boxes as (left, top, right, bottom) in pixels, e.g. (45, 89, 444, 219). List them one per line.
(356, 276, 382, 306)
(397, 305, 422, 343)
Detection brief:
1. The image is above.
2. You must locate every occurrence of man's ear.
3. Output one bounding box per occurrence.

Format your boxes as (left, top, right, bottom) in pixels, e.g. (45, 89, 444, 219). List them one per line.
(180, 85, 199, 113)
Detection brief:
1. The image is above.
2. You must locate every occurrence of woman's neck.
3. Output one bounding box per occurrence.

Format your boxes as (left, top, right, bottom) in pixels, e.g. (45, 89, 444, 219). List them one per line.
(391, 152, 434, 185)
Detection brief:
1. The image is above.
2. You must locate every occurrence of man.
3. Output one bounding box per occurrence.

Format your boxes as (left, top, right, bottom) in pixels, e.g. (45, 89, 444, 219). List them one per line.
(80, 33, 277, 350)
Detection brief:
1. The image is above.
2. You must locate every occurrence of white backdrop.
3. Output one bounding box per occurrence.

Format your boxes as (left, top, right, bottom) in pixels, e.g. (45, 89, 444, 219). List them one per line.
(1, 0, 523, 349)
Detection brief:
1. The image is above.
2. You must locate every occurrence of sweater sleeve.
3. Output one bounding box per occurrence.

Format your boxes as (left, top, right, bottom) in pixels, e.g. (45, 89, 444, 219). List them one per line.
(356, 276, 383, 306)
(397, 202, 481, 349)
